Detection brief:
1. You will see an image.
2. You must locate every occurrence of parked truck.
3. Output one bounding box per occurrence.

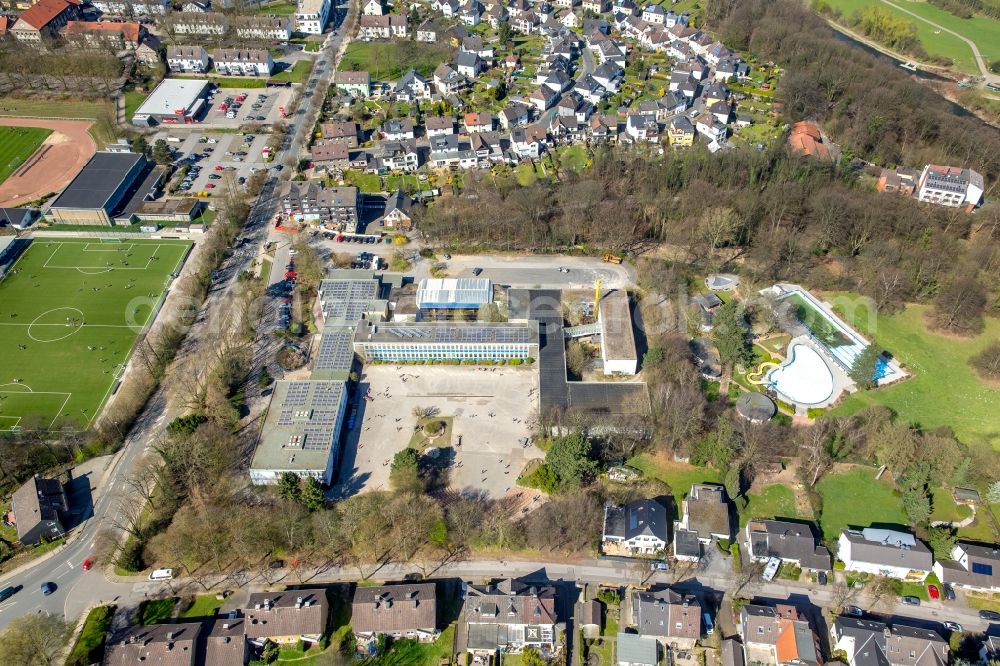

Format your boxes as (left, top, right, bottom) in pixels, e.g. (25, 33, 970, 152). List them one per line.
(602, 253, 623, 264)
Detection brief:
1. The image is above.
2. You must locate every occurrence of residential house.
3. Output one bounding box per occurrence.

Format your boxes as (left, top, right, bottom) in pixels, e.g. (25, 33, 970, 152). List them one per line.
(705, 41, 733, 65)
(695, 113, 727, 143)
(574, 74, 606, 105)
(11, 0, 80, 43)
(876, 167, 919, 196)
(433, 63, 468, 95)
(631, 587, 701, 649)
(592, 62, 623, 93)
(416, 18, 440, 42)
(245, 590, 329, 646)
(202, 616, 249, 666)
(560, 10, 581, 28)
(456, 51, 483, 78)
(182, 0, 211, 11)
(526, 86, 558, 112)
(744, 519, 832, 572)
(212, 48, 273, 76)
(321, 120, 363, 145)
(618, 633, 659, 666)
(359, 13, 408, 39)
(641, 3, 666, 24)
(281, 182, 359, 231)
(460, 3, 482, 26)
(11, 475, 68, 545)
(581, 0, 609, 13)
(470, 131, 510, 165)
(461, 34, 494, 59)
(463, 578, 557, 655)
(500, 102, 531, 129)
(310, 142, 353, 170)
(837, 528, 934, 581)
(294, 0, 330, 34)
(394, 70, 432, 101)
(381, 189, 415, 230)
(916, 164, 985, 211)
(511, 10, 538, 33)
(933, 542, 1000, 592)
(377, 140, 420, 172)
(588, 114, 617, 143)
(65, 20, 143, 50)
(788, 121, 831, 161)
(832, 617, 948, 666)
(91, 0, 169, 14)
(104, 623, 202, 666)
(484, 4, 508, 28)
(426, 116, 456, 137)
(167, 44, 210, 72)
(135, 35, 161, 66)
(595, 40, 626, 68)
(543, 69, 572, 93)
(334, 70, 371, 97)
(232, 15, 292, 40)
(602, 500, 667, 555)
(170, 11, 229, 36)
(380, 117, 415, 140)
(667, 116, 695, 147)
(510, 123, 547, 158)
(739, 604, 821, 666)
(715, 58, 748, 82)
(437, 0, 460, 17)
(465, 111, 494, 133)
(625, 113, 659, 143)
(708, 99, 731, 124)
(352, 583, 438, 642)
(428, 134, 477, 169)
(702, 81, 728, 106)
(579, 600, 601, 639)
(981, 635, 1000, 663)
(362, 0, 383, 14)
(673, 483, 732, 561)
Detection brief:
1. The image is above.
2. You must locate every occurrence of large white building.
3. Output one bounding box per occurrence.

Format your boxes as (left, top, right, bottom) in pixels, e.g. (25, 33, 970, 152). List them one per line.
(916, 164, 984, 210)
(91, 0, 169, 14)
(166, 45, 209, 73)
(294, 0, 330, 34)
(598, 289, 637, 375)
(837, 528, 933, 581)
(232, 15, 292, 40)
(212, 48, 274, 77)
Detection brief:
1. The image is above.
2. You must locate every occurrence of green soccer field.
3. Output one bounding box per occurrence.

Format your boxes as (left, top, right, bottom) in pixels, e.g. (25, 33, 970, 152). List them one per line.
(0, 238, 192, 431)
(0, 126, 52, 186)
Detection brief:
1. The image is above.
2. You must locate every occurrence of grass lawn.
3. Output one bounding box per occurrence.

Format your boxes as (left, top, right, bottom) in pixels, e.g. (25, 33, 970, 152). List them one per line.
(138, 597, 177, 625)
(0, 238, 191, 430)
(827, 295, 1000, 449)
(408, 416, 454, 450)
(123, 90, 149, 120)
(815, 466, 907, 543)
(178, 594, 224, 619)
(0, 96, 112, 120)
(740, 484, 812, 527)
(929, 488, 972, 523)
(273, 60, 313, 84)
(66, 605, 115, 666)
(0, 126, 49, 186)
(359, 626, 455, 665)
(339, 41, 449, 80)
(626, 454, 721, 497)
(341, 170, 383, 193)
(253, 0, 296, 12)
(384, 173, 424, 194)
(968, 593, 1000, 613)
(958, 503, 1000, 542)
(899, 581, 930, 601)
(821, 0, 984, 73)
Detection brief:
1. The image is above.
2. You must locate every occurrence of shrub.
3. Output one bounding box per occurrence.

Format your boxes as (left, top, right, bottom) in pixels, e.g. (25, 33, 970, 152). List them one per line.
(509, 358, 523, 366)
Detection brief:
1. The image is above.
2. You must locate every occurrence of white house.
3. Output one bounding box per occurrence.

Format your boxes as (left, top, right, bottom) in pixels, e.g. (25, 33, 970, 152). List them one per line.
(232, 15, 292, 40)
(92, 0, 169, 15)
(602, 500, 667, 555)
(362, 0, 383, 14)
(917, 165, 985, 210)
(933, 542, 1000, 592)
(837, 528, 934, 581)
(294, 0, 330, 34)
(212, 48, 273, 76)
(166, 45, 209, 73)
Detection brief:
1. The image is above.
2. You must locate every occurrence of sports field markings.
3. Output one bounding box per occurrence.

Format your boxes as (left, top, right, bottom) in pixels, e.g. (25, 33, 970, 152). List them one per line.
(0, 387, 72, 431)
(40, 241, 167, 272)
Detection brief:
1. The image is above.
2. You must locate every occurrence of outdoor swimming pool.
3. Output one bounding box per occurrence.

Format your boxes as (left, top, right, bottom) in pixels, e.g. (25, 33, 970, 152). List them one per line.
(767, 343, 836, 407)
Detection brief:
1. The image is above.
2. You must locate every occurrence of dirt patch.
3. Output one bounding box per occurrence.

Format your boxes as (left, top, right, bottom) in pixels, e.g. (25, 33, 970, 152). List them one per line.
(0, 117, 96, 207)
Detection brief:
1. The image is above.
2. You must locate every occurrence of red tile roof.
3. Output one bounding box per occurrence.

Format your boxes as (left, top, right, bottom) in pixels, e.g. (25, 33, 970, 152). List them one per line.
(66, 20, 141, 43)
(17, 0, 75, 30)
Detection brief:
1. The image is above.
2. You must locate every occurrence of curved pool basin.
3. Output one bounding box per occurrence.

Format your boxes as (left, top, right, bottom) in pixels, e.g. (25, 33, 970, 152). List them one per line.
(766, 343, 835, 406)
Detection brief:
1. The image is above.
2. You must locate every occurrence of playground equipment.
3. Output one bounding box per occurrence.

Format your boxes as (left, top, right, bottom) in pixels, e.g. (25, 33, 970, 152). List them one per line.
(746, 361, 781, 385)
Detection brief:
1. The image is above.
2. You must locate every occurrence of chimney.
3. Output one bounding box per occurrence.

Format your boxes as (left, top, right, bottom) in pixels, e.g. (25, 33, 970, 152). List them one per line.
(223, 623, 230, 630)
(166, 632, 174, 640)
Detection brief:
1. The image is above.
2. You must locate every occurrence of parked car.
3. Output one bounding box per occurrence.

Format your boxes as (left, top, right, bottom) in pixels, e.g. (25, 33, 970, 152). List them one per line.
(901, 596, 921, 606)
(471, 267, 483, 276)
(844, 606, 863, 617)
(558, 266, 570, 273)
(979, 610, 1000, 621)
(0, 586, 16, 602)
(817, 571, 828, 586)
(943, 622, 963, 632)
(928, 585, 940, 600)
(944, 584, 956, 601)
(148, 568, 173, 581)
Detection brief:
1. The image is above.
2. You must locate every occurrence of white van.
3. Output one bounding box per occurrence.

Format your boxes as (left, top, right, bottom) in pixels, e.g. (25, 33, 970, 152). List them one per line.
(148, 568, 173, 581)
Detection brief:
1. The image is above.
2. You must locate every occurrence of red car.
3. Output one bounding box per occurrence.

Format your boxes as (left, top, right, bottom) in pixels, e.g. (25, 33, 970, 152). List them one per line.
(928, 585, 940, 600)
(205, 183, 216, 189)
(214, 165, 223, 171)
(82, 557, 94, 571)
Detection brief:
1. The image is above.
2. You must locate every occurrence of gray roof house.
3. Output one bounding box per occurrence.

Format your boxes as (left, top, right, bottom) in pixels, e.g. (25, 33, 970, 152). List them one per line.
(674, 484, 731, 561)
(744, 519, 831, 571)
(618, 632, 659, 666)
(630, 587, 700, 647)
(11, 475, 68, 545)
(602, 500, 667, 555)
(352, 583, 438, 641)
(832, 617, 947, 666)
(933, 541, 1000, 592)
(740, 604, 821, 666)
(838, 528, 933, 581)
(463, 579, 557, 654)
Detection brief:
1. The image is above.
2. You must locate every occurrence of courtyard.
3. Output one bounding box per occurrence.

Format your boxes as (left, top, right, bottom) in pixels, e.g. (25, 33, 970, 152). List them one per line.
(334, 364, 542, 500)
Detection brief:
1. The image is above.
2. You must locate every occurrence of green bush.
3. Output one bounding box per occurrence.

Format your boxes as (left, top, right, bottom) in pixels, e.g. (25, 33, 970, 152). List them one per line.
(66, 605, 116, 666)
(509, 358, 523, 366)
(116, 538, 145, 572)
(520, 463, 559, 493)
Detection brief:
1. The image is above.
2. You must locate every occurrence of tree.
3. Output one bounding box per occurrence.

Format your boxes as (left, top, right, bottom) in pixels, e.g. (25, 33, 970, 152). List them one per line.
(987, 481, 1000, 504)
(0, 612, 69, 666)
(130, 135, 149, 155)
(521, 647, 546, 666)
(970, 342, 1000, 381)
(300, 477, 325, 511)
(150, 138, 172, 165)
(277, 472, 302, 502)
(498, 20, 512, 45)
(713, 300, 752, 368)
(545, 433, 598, 488)
(389, 448, 424, 493)
(930, 277, 986, 336)
(927, 527, 957, 559)
(849, 344, 883, 390)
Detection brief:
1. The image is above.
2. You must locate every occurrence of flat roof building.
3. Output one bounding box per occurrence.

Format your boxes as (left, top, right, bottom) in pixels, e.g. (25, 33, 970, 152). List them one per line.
(354, 320, 539, 362)
(47, 152, 155, 226)
(249, 380, 348, 485)
(599, 289, 637, 375)
(416, 277, 493, 310)
(132, 78, 210, 126)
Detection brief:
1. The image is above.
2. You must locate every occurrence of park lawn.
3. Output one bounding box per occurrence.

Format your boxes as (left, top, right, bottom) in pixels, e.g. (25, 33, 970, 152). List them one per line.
(273, 60, 313, 84)
(66, 605, 115, 666)
(0, 126, 51, 186)
(123, 90, 149, 120)
(740, 484, 812, 527)
(821, 0, 980, 73)
(929, 488, 972, 523)
(339, 41, 447, 80)
(815, 466, 907, 543)
(878, 0, 1000, 65)
(139, 597, 178, 625)
(178, 594, 224, 619)
(827, 296, 1000, 449)
(627, 454, 721, 497)
(0, 238, 191, 430)
(0, 96, 112, 120)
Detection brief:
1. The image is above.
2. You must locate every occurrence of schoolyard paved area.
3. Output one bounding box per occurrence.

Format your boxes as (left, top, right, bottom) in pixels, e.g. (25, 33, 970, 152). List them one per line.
(334, 364, 542, 500)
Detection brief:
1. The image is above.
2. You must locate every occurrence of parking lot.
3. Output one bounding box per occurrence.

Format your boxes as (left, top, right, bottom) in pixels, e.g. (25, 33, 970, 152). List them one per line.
(152, 129, 279, 196)
(334, 364, 542, 500)
(201, 87, 295, 128)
